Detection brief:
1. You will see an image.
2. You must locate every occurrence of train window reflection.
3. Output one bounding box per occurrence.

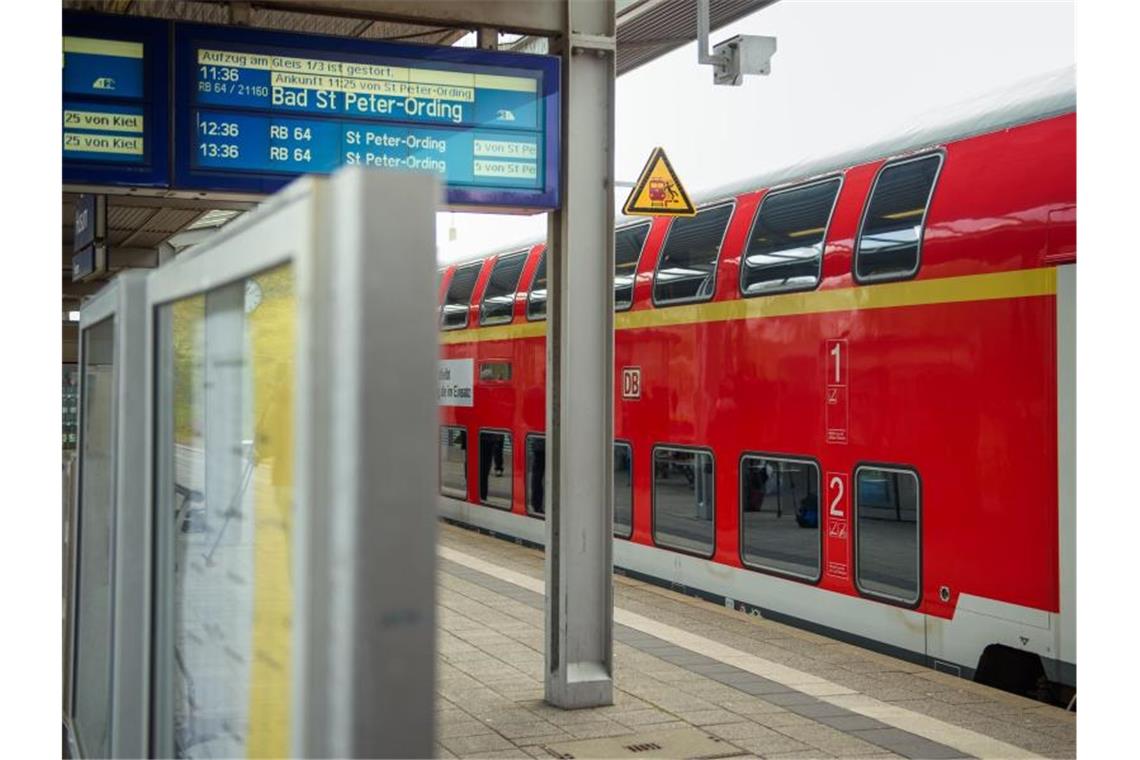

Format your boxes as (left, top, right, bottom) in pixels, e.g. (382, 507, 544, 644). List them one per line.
(480, 251, 527, 326)
(441, 262, 481, 330)
(653, 203, 733, 305)
(615, 224, 650, 310)
(740, 455, 821, 581)
(855, 466, 921, 604)
(527, 252, 547, 321)
(525, 435, 546, 516)
(74, 316, 115, 758)
(157, 264, 296, 758)
(479, 430, 513, 509)
(440, 427, 467, 498)
(742, 179, 840, 296)
(614, 442, 634, 538)
(526, 435, 633, 537)
(652, 447, 715, 556)
(855, 154, 942, 282)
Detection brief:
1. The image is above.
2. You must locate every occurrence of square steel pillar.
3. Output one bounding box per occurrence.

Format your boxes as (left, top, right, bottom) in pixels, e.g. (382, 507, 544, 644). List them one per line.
(545, 0, 617, 709)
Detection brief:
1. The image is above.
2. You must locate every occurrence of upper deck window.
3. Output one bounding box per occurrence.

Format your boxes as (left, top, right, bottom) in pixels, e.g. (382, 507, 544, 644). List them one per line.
(741, 178, 841, 296)
(480, 251, 527, 326)
(527, 252, 547, 321)
(527, 225, 649, 319)
(440, 262, 481, 330)
(653, 203, 734, 305)
(855, 153, 943, 282)
(615, 223, 650, 310)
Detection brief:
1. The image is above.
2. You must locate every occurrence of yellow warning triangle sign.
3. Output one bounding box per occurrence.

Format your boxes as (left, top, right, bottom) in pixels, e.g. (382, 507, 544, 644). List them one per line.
(622, 147, 697, 217)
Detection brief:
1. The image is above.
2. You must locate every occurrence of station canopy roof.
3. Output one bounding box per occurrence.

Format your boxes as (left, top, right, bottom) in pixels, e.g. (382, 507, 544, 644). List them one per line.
(61, 0, 778, 305)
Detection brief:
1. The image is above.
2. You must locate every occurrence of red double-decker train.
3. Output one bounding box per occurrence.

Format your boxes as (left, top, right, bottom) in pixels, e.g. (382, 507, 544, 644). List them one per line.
(436, 71, 1075, 700)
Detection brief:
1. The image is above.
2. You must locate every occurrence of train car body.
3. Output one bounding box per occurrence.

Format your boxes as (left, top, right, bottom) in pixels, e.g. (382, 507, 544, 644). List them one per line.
(436, 69, 1076, 697)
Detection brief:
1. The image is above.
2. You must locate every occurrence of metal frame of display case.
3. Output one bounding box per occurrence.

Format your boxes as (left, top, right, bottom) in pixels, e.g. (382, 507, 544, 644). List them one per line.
(70, 270, 150, 758)
(144, 167, 439, 759)
(68, 167, 439, 758)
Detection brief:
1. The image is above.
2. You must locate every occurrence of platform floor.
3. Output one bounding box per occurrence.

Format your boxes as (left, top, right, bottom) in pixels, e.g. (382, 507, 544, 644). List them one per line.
(434, 523, 1076, 759)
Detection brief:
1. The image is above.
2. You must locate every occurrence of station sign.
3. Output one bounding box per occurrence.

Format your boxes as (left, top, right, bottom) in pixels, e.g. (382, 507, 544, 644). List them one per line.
(72, 244, 107, 283)
(72, 193, 108, 283)
(73, 194, 98, 253)
(63, 13, 170, 187)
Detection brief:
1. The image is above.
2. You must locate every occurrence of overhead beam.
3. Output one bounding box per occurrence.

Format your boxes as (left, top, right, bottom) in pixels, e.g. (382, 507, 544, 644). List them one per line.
(61, 183, 268, 204)
(62, 193, 258, 212)
(62, 279, 113, 297)
(255, 0, 564, 36)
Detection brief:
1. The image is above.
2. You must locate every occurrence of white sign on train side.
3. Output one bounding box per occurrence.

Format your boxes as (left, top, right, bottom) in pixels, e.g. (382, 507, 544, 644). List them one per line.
(439, 358, 474, 407)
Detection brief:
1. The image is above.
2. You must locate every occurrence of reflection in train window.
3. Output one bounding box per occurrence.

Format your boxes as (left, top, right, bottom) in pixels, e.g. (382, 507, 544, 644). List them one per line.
(615, 224, 650, 310)
(740, 455, 821, 581)
(480, 251, 527, 326)
(855, 466, 921, 604)
(73, 316, 116, 758)
(741, 178, 841, 296)
(653, 203, 733, 305)
(527, 252, 547, 321)
(479, 430, 513, 509)
(441, 262, 481, 330)
(155, 264, 296, 758)
(614, 441, 634, 538)
(525, 435, 545, 516)
(652, 446, 715, 556)
(526, 436, 633, 538)
(528, 227, 648, 319)
(439, 427, 467, 499)
(855, 153, 943, 282)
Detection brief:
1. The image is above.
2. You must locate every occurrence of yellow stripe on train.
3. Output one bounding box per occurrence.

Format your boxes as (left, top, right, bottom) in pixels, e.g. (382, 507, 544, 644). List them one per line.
(438, 266, 1057, 346)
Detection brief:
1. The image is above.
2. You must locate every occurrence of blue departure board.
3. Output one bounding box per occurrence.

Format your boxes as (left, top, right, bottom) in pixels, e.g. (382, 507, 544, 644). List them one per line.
(63, 13, 169, 187)
(173, 24, 560, 210)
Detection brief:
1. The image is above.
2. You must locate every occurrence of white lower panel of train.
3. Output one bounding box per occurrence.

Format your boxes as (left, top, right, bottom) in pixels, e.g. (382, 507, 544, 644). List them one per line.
(438, 496, 1074, 688)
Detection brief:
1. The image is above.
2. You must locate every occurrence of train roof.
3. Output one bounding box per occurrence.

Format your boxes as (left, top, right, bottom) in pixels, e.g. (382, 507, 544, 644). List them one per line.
(443, 66, 1075, 268)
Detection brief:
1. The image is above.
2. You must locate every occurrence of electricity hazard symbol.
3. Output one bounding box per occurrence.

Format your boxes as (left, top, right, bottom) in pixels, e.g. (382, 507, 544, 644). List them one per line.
(622, 147, 696, 217)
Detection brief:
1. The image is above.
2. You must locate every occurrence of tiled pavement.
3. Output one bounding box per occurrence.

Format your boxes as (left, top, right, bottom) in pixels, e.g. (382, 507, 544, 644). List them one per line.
(434, 522, 1076, 759)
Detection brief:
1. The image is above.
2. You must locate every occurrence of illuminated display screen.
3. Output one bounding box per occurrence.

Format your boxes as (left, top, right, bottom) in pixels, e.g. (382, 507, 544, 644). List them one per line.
(61, 14, 559, 210)
(62, 13, 169, 187)
(174, 26, 560, 209)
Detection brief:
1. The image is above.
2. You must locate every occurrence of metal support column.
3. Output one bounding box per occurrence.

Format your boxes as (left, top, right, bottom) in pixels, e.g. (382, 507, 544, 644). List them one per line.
(545, 0, 616, 709)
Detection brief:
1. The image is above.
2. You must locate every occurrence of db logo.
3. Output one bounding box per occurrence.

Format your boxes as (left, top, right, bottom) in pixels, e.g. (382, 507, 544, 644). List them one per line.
(622, 367, 642, 399)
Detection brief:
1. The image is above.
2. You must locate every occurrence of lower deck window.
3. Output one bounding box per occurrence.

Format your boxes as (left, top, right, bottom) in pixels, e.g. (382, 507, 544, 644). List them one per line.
(855, 466, 921, 604)
(525, 436, 635, 539)
(740, 455, 821, 580)
(439, 427, 467, 498)
(614, 442, 633, 537)
(525, 435, 545, 516)
(652, 447, 714, 556)
(479, 430, 513, 509)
